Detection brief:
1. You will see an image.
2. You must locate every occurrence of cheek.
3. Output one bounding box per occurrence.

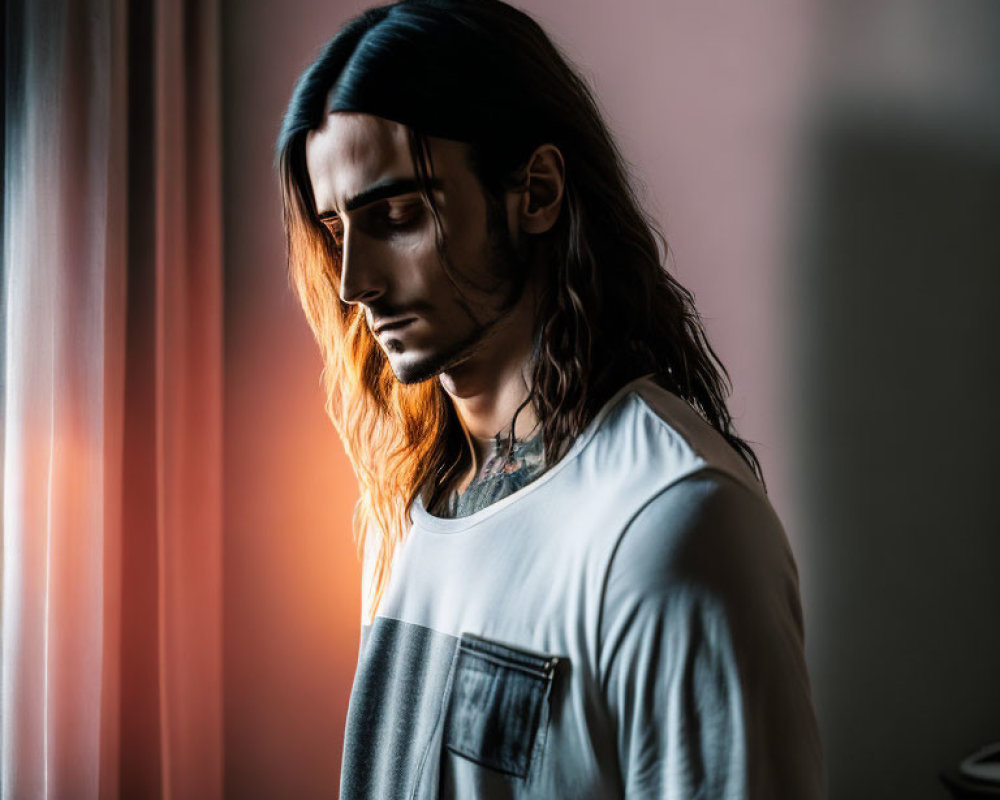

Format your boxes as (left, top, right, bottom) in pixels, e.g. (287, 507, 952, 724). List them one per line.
(440, 215, 494, 280)
(384, 228, 450, 296)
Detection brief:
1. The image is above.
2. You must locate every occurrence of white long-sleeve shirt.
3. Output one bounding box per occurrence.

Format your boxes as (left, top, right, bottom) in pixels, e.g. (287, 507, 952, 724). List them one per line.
(339, 374, 825, 799)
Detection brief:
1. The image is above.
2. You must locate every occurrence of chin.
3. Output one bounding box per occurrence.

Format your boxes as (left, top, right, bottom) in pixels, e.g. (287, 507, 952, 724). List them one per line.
(387, 351, 449, 385)
(387, 340, 483, 385)
(383, 323, 491, 385)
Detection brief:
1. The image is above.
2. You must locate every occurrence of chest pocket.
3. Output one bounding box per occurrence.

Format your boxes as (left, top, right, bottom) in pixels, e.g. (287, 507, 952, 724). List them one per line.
(443, 633, 561, 780)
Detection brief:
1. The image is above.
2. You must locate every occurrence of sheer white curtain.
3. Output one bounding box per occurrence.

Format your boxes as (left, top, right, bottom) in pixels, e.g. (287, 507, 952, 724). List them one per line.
(2, 0, 223, 797)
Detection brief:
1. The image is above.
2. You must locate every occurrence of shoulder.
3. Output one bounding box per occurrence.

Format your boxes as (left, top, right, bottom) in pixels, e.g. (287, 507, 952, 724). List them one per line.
(582, 375, 762, 501)
(630, 376, 762, 489)
(573, 377, 791, 608)
(611, 468, 792, 594)
(597, 467, 805, 680)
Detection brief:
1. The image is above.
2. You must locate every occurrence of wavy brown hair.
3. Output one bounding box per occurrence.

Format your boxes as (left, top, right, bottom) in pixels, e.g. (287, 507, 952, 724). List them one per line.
(278, 0, 764, 617)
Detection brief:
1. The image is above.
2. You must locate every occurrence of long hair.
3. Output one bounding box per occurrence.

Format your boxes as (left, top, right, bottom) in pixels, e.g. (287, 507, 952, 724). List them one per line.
(277, 0, 764, 616)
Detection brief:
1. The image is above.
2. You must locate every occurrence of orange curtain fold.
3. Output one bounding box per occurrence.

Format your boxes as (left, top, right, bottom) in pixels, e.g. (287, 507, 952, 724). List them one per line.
(2, 0, 224, 798)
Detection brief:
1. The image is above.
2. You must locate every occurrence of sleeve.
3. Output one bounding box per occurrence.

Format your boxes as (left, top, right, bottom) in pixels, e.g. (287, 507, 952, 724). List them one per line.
(598, 468, 825, 800)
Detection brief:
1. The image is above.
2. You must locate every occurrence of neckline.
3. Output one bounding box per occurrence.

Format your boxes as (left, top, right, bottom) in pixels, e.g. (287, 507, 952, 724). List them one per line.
(469, 417, 542, 447)
(410, 373, 656, 533)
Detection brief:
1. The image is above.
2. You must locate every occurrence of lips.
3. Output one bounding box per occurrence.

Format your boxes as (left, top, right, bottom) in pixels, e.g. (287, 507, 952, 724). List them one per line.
(373, 317, 416, 335)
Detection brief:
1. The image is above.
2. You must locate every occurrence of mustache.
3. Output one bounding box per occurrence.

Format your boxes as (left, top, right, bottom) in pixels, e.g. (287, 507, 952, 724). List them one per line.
(365, 300, 432, 324)
(367, 304, 406, 319)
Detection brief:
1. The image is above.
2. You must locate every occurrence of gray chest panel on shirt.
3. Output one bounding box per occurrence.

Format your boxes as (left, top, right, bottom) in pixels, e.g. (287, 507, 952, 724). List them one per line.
(341, 617, 565, 800)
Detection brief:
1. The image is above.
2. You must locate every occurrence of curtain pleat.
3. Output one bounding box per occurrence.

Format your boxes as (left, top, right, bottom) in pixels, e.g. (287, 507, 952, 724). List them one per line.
(2, 0, 223, 797)
(151, 0, 224, 796)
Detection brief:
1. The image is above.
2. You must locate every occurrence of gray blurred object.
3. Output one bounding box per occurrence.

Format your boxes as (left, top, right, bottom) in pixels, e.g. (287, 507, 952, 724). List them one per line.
(941, 741, 1000, 800)
(793, 1, 1000, 798)
(961, 742, 1000, 784)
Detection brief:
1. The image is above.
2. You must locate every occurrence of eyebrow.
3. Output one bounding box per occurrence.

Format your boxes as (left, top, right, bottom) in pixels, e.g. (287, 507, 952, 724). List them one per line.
(317, 177, 443, 221)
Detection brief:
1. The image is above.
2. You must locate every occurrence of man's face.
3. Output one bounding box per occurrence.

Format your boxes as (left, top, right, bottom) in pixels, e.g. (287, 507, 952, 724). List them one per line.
(305, 112, 530, 385)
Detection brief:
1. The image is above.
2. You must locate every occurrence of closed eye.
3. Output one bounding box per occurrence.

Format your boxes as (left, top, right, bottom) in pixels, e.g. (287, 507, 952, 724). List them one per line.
(318, 193, 426, 254)
(382, 199, 423, 226)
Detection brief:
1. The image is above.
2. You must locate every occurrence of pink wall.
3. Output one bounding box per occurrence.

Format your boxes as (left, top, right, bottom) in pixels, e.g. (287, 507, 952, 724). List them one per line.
(221, 1, 815, 796)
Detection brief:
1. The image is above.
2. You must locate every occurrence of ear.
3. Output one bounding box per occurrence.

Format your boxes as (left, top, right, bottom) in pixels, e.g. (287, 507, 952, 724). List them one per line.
(511, 144, 565, 235)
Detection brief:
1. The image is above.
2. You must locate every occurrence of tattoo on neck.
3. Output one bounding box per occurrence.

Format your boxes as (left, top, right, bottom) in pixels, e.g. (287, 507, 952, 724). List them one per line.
(432, 426, 547, 518)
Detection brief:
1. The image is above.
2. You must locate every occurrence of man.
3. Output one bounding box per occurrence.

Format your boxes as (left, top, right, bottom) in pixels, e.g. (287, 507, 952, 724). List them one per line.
(277, 0, 824, 797)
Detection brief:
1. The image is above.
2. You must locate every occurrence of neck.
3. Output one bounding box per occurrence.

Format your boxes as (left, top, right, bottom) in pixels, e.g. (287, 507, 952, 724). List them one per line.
(441, 349, 540, 474)
(438, 277, 542, 476)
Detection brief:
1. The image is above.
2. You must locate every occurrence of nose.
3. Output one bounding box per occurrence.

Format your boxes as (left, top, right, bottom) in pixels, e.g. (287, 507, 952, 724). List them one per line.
(337, 227, 385, 306)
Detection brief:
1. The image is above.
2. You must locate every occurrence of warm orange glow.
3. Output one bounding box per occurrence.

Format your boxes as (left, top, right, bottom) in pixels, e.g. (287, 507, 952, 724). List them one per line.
(280, 185, 450, 623)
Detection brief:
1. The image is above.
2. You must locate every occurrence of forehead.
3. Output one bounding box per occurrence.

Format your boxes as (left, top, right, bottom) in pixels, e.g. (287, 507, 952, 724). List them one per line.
(306, 112, 480, 219)
(306, 112, 411, 214)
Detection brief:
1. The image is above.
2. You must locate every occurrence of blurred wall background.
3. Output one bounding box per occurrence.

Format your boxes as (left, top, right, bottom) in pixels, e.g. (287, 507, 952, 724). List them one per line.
(220, 1, 1000, 798)
(795, 3, 1000, 799)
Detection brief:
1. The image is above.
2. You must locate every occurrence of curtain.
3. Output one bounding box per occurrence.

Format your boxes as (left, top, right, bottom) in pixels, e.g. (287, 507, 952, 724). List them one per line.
(2, 0, 223, 797)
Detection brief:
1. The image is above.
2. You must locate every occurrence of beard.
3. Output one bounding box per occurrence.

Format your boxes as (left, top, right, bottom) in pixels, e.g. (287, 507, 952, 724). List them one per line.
(389, 205, 533, 386)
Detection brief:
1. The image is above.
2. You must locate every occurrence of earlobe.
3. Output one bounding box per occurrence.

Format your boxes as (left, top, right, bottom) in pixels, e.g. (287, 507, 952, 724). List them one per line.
(518, 144, 565, 235)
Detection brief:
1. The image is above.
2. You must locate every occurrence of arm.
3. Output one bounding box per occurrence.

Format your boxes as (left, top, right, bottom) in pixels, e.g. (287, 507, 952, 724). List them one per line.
(598, 469, 825, 799)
